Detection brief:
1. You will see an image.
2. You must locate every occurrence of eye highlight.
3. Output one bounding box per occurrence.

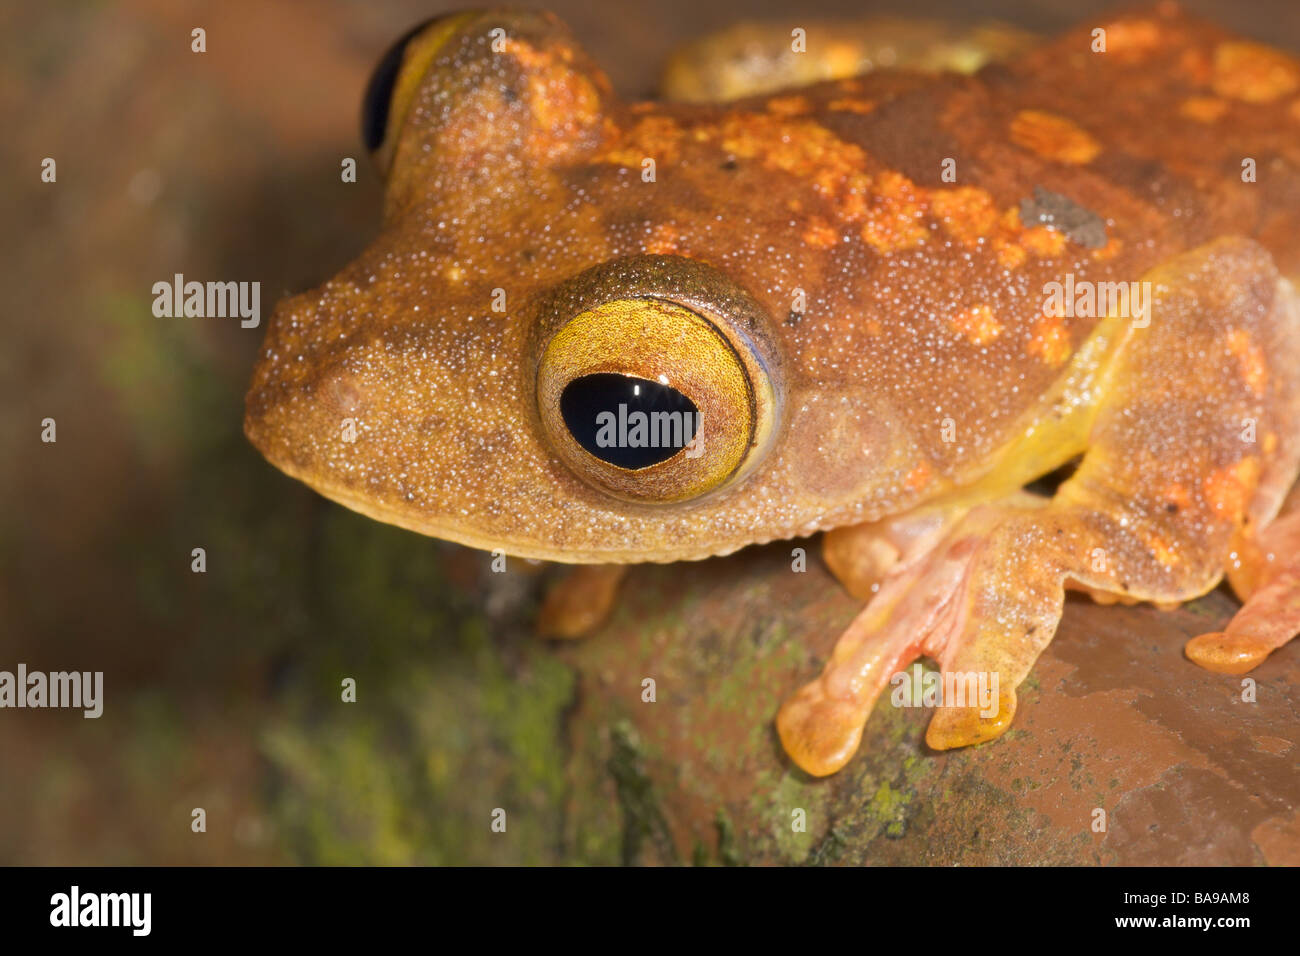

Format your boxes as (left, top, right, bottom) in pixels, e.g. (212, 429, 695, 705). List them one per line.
(560, 374, 701, 470)
(536, 295, 775, 504)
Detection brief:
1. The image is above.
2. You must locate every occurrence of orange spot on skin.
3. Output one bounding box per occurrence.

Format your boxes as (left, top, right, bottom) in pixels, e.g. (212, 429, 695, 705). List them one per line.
(1019, 225, 1067, 259)
(1212, 41, 1300, 103)
(827, 98, 876, 114)
(502, 39, 605, 163)
(1010, 110, 1101, 165)
(639, 108, 1096, 264)
(905, 462, 932, 492)
(601, 115, 683, 166)
(991, 208, 1031, 268)
(1203, 458, 1260, 521)
(876, 168, 920, 201)
(930, 187, 1000, 246)
(1179, 96, 1229, 122)
(717, 114, 870, 214)
(995, 241, 1027, 270)
(1263, 431, 1279, 455)
(1227, 328, 1268, 396)
(802, 218, 840, 249)
(767, 95, 811, 116)
(1027, 312, 1071, 367)
(1144, 531, 1180, 566)
(503, 37, 571, 70)
(951, 305, 1004, 346)
(860, 170, 929, 253)
(837, 172, 872, 221)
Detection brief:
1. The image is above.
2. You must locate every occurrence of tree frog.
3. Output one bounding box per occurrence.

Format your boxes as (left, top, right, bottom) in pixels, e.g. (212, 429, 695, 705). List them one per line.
(246, 5, 1300, 777)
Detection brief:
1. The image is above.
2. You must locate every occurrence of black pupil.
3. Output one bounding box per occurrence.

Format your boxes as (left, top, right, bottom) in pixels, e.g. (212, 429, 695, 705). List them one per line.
(360, 17, 439, 152)
(560, 374, 700, 470)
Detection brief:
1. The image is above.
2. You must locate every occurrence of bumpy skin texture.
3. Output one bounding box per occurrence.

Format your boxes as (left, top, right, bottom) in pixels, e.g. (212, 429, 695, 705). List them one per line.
(246, 5, 1300, 773)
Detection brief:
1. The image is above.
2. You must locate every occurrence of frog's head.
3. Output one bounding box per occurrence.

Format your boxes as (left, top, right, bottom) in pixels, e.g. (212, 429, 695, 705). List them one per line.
(245, 10, 918, 562)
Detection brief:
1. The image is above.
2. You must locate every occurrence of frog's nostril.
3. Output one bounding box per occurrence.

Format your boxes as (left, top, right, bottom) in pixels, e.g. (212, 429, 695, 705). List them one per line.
(560, 373, 699, 471)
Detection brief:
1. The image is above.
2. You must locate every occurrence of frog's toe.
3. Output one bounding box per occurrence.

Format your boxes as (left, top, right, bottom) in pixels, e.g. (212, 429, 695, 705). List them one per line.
(925, 686, 1017, 750)
(777, 683, 876, 778)
(537, 564, 628, 639)
(1187, 510, 1300, 674)
(1184, 631, 1276, 674)
(775, 600, 931, 775)
(821, 522, 903, 601)
(821, 506, 960, 600)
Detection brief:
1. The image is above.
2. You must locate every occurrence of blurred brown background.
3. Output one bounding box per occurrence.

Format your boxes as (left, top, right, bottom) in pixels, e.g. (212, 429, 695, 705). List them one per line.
(0, 0, 1296, 865)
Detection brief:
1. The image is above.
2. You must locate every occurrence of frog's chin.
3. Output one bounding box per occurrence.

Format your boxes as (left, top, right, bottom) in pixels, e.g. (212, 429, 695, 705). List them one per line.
(270, 455, 758, 566)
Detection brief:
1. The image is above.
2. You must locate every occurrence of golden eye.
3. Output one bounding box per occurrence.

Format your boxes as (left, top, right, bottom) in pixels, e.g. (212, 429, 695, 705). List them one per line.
(536, 294, 777, 504)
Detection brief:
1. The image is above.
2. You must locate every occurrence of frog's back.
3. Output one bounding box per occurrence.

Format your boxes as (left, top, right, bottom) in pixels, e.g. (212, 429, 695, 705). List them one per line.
(245, 5, 1300, 564)
(564, 4, 1300, 485)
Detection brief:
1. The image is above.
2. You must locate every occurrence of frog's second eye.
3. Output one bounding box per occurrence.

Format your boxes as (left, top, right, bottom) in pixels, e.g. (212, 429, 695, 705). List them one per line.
(361, 18, 435, 152)
(360, 14, 467, 173)
(537, 298, 775, 504)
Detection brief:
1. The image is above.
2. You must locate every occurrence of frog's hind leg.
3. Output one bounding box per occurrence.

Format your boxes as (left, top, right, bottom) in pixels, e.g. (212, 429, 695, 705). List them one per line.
(659, 18, 1036, 103)
(778, 237, 1300, 776)
(1186, 281, 1300, 675)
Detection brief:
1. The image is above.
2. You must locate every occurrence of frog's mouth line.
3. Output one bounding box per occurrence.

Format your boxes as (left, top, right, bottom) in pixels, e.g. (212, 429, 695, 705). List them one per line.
(260, 447, 786, 566)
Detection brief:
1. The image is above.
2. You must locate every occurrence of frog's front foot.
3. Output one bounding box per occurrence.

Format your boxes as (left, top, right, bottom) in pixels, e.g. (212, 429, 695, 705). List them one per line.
(779, 499, 1055, 775)
(779, 487, 1236, 776)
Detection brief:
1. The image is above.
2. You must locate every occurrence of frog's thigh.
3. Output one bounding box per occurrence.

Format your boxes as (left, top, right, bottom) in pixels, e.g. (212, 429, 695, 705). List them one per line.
(537, 564, 629, 639)
(778, 237, 1300, 775)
